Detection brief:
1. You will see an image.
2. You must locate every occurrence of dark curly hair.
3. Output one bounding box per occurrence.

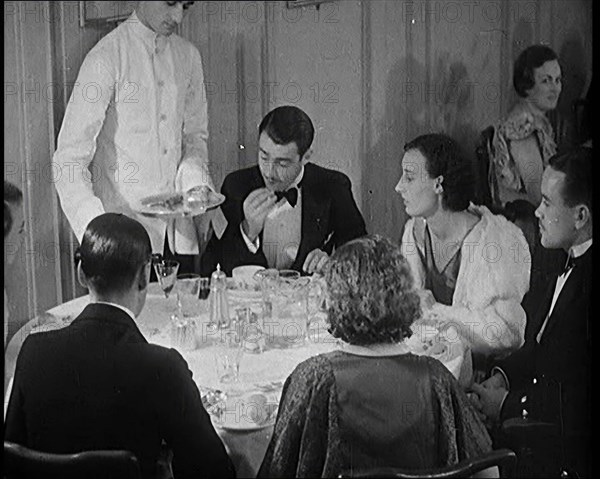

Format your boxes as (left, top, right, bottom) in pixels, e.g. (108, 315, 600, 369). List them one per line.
(259, 105, 315, 158)
(404, 133, 474, 211)
(324, 235, 421, 346)
(513, 45, 559, 98)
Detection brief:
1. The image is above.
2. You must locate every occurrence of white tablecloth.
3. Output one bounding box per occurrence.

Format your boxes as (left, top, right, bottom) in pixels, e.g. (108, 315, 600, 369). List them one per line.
(4, 283, 470, 477)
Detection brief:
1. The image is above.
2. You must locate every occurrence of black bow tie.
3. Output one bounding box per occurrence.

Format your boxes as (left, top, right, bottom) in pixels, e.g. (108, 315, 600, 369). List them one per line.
(562, 254, 579, 276)
(274, 187, 299, 207)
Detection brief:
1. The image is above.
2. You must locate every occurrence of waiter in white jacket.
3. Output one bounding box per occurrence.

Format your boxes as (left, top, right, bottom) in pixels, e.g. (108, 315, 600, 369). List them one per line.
(53, 1, 222, 274)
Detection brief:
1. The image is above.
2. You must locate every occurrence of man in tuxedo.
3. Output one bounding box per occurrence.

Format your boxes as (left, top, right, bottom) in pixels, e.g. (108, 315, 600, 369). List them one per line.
(200, 105, 366, 275)
(5, 213, 235, 479)
(470, 147, 592, 477)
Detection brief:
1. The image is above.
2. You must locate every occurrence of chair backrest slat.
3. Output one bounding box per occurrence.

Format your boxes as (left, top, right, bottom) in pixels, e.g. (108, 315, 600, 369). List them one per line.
(338, 448, 517, 478)
(4, 441, 142, 479)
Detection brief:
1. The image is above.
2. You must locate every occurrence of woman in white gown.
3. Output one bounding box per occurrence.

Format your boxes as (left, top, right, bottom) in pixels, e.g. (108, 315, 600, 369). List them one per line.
(396, 133, 530, 368)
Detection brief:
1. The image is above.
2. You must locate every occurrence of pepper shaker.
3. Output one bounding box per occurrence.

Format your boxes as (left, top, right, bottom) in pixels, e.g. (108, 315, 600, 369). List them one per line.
(209, 264, 230, 329)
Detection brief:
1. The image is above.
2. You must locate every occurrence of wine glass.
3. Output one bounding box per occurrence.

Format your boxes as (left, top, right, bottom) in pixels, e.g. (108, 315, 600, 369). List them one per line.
(154, 260, 180, 298)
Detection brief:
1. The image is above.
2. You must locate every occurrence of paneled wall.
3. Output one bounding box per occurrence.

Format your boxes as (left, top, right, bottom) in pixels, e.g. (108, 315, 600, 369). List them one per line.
(180, 0, 593, 241)
(4, 2, 63, 339)
(3, 0, 593, 339)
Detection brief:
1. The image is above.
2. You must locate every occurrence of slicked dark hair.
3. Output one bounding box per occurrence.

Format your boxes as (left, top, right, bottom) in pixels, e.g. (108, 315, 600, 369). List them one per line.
(4, 180, 23, 238)
(513, 45, 559, 98)
(548, 147, 592, 213)
(259, 105, 315, 158)
(78, 213, 152, 295)
(404, 133, 475, 211)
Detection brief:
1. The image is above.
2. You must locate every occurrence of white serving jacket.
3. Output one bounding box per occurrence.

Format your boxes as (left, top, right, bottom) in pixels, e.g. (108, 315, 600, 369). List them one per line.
(53, 12, 213, 254)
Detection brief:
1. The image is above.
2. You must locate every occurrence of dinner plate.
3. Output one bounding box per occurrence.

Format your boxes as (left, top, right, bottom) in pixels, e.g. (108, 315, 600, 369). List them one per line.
(209, 392, 278, 431)
(405, 323, 447, 357)
(134, 187, 225, 218)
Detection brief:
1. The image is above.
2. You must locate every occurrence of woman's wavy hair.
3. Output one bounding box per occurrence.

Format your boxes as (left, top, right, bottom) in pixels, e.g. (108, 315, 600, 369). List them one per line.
(404, 133, 475, 211)
(77, 213, 152, 295)
(4, 180, 23, 238)
(324, 235, 421, 346)
(513, 44, 559, 98)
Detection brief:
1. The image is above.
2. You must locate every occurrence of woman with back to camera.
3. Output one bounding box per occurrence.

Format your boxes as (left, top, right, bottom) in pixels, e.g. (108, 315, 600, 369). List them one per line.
(258, 235, 493, 478)
(396, 133, 530, 369)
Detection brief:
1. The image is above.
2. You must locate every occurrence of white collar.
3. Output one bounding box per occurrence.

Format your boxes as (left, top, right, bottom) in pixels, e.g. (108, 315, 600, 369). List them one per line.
(91, 301, 137, 322)
(127, 11, 167, 48)
(569, 238, 592, 259)
(341, 342, 411, 357)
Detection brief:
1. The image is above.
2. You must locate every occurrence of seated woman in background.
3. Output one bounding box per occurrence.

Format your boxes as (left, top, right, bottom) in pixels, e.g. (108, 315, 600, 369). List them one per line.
(490, 44, 561, 208)
(258, 235, 492, 478)
(396, 134, 530, 363)
(4, 180, 25, 349)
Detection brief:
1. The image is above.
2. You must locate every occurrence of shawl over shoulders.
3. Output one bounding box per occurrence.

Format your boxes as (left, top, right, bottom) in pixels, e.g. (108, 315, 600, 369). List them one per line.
(401, 205, 529, 357)
(490, 104, 557, 205)
(258, 352, 492, 478)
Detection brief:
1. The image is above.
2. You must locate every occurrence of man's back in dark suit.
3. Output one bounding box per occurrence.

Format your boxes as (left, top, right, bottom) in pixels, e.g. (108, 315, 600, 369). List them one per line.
(5, 303, 235, 479)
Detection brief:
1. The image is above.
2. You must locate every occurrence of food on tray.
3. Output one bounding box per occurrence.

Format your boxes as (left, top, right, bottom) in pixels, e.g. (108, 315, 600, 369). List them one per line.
(140, 186, 224, 216)
(146, 194, 184, 211)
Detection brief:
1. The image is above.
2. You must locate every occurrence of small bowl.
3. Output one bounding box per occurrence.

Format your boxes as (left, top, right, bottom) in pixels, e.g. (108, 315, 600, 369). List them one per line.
(232, 265, 265, 290)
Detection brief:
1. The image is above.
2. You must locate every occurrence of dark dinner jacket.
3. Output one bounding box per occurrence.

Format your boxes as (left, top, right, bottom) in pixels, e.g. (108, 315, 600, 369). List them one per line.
(4, 303, 235, 479)
(200, 162, 367, 275)
(496, 245, 592, 475)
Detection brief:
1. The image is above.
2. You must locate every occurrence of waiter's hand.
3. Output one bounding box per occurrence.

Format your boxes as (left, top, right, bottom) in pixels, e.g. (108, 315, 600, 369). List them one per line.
(303, 249, 329, 275)
(242, 188, 277, 242)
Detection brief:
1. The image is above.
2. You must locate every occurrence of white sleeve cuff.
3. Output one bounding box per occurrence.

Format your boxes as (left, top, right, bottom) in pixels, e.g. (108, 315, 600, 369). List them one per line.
(498, 389, 510, 416)
(240, 224, 260, 253)
(491, 366, 510, 390)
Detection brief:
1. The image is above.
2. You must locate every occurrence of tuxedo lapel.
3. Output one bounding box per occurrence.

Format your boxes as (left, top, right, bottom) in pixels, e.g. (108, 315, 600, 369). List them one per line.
(292, 164, 331, 270)
(529, 275, 560, 341)
(539, 247, 592, 342)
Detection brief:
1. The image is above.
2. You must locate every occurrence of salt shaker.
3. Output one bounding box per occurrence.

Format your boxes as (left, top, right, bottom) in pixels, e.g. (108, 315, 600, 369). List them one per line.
(209, 264, 230, 329)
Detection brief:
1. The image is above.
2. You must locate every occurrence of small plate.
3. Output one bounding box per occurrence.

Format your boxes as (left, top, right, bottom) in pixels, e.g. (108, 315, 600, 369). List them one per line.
(134, 188, 225, 218)
(210, 392, 278, 431)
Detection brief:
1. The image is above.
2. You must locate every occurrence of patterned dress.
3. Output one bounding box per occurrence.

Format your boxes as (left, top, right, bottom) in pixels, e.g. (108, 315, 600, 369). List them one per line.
(490, 102, 557, 207)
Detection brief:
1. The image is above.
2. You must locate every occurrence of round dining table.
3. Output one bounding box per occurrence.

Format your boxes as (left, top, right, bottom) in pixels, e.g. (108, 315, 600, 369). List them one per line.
(4, 283, 471, 478)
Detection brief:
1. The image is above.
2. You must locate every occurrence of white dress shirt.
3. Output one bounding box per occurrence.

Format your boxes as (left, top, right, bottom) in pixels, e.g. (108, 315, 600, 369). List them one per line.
(53, 12, 212, 254)
(241, 167, 304, 269)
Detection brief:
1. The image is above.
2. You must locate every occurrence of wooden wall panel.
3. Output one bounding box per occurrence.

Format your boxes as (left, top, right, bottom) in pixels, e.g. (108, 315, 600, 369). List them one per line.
(49, 1, 114, 302)
(265, 0, 365, 209)
(4, 1, 62, 338)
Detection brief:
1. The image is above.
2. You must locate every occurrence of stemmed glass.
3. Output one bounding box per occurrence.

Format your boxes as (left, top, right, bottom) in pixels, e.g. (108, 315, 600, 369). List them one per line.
(154, 260, 180, 299)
